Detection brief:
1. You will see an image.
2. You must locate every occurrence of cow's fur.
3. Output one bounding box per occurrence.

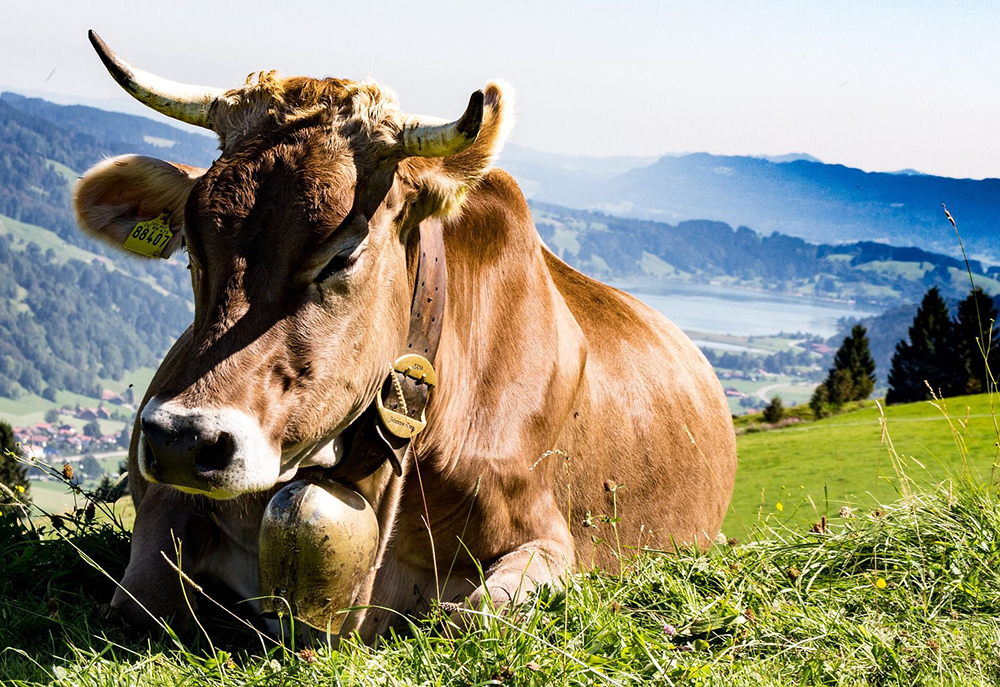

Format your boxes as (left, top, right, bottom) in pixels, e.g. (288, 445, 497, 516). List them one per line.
(73, 74, 737, 639)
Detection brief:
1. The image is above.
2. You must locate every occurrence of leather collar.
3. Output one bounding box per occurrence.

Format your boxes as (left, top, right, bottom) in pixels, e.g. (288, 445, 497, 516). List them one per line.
(324, 219, 447, 482)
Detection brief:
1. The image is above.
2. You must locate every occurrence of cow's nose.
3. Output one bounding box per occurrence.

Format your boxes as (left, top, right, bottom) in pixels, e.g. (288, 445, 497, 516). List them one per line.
(140, 415, 236, 481)
(137, 399, 281, 497)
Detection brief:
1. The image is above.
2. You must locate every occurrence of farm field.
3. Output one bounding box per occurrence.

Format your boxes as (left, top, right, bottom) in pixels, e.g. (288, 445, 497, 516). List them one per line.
(0, 366, 156, 431)
(725, 392, 999, 535)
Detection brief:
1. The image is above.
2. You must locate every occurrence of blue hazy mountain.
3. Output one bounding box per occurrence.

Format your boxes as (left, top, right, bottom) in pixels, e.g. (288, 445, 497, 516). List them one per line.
(506, 150, 1000, 262)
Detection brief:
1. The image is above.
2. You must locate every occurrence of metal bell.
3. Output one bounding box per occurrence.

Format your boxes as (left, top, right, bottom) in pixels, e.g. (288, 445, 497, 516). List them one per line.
(258, 479, 379, 632)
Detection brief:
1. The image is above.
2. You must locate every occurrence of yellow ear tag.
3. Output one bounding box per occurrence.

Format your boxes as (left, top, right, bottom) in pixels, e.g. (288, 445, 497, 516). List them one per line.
(123, 212, 174, 258)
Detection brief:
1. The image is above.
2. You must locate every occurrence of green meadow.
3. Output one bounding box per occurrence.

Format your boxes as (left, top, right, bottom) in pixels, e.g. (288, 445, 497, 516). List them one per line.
(726, 392, 999, 534)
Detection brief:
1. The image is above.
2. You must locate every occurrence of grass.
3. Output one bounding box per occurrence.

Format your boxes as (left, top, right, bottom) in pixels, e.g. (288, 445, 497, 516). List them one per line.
(755, 383, 815, 406)
(726, 393, 999, 535)
(2, 464, 1000, 684)
(0, 366, 156, 429)
(3, 383, 997, 686)
(44, 159, 78, 184)
(25, 479, 84, 513)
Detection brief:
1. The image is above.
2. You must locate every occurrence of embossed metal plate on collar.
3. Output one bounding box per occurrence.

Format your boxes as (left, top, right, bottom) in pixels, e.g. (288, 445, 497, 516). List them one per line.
(392, 353, 437, 387)
(376, 354, 436, 439)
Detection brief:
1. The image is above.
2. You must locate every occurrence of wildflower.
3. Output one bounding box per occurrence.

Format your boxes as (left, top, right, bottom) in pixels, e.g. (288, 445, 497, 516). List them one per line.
(693, 639, 710, 652)
(603, 479, 616, 492)
(727, 537, 739, 547)
(714, 531, 728, 546)
(62, 463, 73, 481)
(49, 514, 64, 530)
(872, 509, 885, 519)
(875, 577, 887, 589)
(84, 501, 96, 522)
(776, 501, 784, 512)
(611, 601, 620, 614)
(15, 485, 24, 494)
(786, 566, 801, 581)
(839, 506, 854, 519)
(743, 608, 756, 622)
(298, 647, 318, 664)
(663, 624, 677, 637)
(526, 662, 542, 673)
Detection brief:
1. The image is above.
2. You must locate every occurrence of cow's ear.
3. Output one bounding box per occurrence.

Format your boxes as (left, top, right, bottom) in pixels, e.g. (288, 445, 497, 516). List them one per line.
(404, 80, 516, 218)
(74, 155, 206, 259)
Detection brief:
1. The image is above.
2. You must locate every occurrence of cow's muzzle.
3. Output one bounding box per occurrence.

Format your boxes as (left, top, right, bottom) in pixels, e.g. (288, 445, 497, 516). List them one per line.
(138, 398, 281, 498)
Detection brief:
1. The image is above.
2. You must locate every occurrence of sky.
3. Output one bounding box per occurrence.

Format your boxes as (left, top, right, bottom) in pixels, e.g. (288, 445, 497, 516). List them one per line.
(2, 1, 998, 179)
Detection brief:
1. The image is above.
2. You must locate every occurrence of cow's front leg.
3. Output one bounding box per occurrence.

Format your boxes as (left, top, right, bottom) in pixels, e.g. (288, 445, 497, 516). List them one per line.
(464, 533, 575, 615)
(111, 484, 214, 631)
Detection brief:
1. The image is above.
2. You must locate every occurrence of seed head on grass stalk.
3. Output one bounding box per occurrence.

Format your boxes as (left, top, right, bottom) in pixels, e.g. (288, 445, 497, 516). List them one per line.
(942, 203, 1000, 491)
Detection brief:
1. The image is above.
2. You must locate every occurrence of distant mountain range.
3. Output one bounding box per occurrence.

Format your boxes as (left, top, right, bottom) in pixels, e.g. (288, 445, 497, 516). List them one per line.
(500, 147, 1000, 263)
(0, 92, 218, 169)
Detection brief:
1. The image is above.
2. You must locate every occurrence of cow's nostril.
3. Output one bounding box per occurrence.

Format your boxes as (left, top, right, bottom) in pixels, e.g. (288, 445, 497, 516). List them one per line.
(194, 432, 235, 474)
(142, 435, 157, 472)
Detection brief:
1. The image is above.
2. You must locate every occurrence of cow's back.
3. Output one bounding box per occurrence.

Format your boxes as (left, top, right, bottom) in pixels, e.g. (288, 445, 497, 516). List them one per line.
(543, 242, 737, 566)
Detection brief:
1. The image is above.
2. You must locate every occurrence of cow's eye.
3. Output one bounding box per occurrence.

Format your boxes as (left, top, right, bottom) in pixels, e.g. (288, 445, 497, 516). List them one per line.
(313, 252, 355, 284)
(313, 236, 369, 284)
(313, 213, 369, 285)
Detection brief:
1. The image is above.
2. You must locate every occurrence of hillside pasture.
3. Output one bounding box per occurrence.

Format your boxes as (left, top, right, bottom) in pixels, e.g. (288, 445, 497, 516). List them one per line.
(0, 213, 100, 264)
(727, 392, 999, 535)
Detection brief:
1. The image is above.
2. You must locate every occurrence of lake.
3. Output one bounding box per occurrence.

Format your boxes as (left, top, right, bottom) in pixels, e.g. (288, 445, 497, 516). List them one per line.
(614, 281, 881, 338)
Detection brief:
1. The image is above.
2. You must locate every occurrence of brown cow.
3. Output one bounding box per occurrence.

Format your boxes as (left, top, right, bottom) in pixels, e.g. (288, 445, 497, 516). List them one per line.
(74, 31, 736, 640)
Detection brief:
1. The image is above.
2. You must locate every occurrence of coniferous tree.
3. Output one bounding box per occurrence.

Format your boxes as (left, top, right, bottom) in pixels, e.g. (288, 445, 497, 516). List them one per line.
(828, 324, 877, 402)
(952, 287, 999, 395)
(809, 383, 831, 419)
(0, 419, 29, 509)
(762, 396, 785, 423)
(826, 369, 856, 407)
(813, 324, 878, 415)
(886, 287, 957, 404)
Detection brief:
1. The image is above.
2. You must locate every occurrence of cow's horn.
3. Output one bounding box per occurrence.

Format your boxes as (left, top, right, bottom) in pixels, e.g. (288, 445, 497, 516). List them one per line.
(401, 90, 484, 157)
(88, 30, 226, 129)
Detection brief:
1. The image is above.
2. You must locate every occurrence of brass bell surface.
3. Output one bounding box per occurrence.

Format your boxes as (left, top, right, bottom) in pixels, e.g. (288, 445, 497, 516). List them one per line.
(258, 479, 379, 632)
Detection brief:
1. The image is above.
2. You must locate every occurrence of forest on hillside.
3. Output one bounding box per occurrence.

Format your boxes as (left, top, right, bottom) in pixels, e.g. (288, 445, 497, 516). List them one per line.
(532, 202, 1000, 308)
(0, 234, 190, 398)
(0, 96, 194, 298)
(0, 95, 198, 398)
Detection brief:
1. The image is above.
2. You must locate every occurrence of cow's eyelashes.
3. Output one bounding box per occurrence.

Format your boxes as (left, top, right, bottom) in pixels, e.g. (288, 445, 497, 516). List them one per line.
(313, 213, 370, 284)
(314, 251, 356, 283)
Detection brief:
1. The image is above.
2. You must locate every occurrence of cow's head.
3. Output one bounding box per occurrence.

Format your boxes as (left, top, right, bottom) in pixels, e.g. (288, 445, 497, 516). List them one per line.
(74, 32, 514, 498)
